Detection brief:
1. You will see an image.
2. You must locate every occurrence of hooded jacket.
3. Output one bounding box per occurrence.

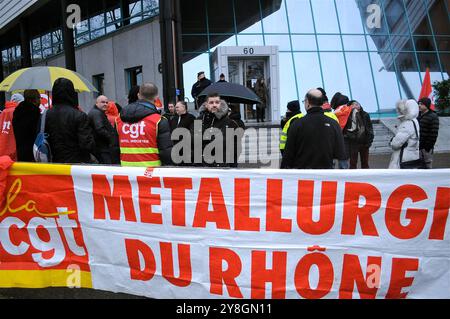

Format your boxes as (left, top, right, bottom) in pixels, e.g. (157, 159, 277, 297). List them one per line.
(119, 100, 173, 166)
(45, 78, 96, 164)
(88, 105, 119, 163)
(389, 100, 421, 169)
(0, 101, 18, 160)
(12, 101, 41, 162)
(193, 100, 240, 167)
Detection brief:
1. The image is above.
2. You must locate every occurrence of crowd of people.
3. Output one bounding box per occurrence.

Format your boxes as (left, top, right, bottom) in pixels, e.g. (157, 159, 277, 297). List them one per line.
(0, 74, 441, 170)
(279, 88, 440, 170)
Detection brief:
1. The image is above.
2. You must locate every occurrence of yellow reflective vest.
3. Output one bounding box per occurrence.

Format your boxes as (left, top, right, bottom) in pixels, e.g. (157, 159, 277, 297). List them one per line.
(280, 111, 339, 151)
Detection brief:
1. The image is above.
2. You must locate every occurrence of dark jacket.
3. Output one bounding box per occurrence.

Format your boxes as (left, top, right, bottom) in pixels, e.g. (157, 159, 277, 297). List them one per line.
(45, 78, 95, 164)
(418, 110, 439, 151)
(170, 112, 196, 133)
(45, 104, 95, 164)
(192, 100, 240, 167)
(281, 107, 346, 169)
(191, 78, 212, 107)
(343, 107, 374, 147)
(120, 100, 173, 166)
(88, 105, 119, 163)
(162, 112, 176, 123)
(12, 101, 41, 162)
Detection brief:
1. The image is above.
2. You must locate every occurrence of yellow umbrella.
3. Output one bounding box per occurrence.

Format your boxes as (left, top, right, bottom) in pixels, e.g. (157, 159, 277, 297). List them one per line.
(0, 66, 97, 93)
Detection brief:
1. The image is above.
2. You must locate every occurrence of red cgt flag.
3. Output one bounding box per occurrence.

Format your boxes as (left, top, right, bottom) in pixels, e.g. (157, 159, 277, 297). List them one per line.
(419, 68, 435, 111)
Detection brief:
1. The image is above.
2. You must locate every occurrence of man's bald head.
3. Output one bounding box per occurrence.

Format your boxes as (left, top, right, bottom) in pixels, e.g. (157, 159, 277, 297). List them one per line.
(96, 95, 109, 111)
(138, 83, 158, 102)
(305, 89, 324, 110)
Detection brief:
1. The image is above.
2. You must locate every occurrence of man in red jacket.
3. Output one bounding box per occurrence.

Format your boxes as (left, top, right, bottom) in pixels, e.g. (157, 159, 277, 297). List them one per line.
(0, 94, 24, 161)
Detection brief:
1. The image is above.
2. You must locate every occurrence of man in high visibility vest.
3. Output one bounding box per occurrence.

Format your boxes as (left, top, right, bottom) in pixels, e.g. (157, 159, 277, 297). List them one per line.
(280, 99, 339, 155)
(117, 83, 173, 167)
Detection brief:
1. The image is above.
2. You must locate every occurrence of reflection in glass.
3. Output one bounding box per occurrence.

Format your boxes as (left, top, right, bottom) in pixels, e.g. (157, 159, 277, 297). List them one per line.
(320, 52, 350, 99)
(285, 0, 314, 33)
(264, 35, 291, 51)
(294, 52, 323, 101)
(279, 53, 298, 115)
(317, 35, 343, 51)
(291, 35, 317, 51)
(369, 52, 401, 110)
(345, 52, 377, 112)
(342, 35, 367, 51)
(310, 0, 340, 34)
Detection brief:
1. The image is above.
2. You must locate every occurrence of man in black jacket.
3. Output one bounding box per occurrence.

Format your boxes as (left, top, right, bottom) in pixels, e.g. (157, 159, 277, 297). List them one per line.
(45, 78, 96, 164)
(88, 95, 119, 164)
(192, 93, 240, 167)
(281, 89, 346, 169)
(191, 72, 212, 109)
(12, 90, 41, 162)
(418, 97, 439, 169)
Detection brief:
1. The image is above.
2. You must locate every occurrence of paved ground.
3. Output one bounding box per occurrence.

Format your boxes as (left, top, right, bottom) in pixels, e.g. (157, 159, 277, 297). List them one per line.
(1, 152, 448, 299)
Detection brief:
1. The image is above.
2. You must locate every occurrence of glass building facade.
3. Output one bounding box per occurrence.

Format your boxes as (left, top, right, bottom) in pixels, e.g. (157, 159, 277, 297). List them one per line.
(182, 0, 450, 115)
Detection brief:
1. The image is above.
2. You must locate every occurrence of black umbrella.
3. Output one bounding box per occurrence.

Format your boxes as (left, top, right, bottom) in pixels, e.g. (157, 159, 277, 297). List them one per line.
(198, 82, 261, 105)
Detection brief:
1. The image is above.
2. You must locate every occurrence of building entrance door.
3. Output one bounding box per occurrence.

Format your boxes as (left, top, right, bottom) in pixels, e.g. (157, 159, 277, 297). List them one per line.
(228, 58, 269, 122)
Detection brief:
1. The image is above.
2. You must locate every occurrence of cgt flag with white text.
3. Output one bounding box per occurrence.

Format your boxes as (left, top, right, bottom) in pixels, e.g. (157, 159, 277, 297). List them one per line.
(0, 162, 449, 299)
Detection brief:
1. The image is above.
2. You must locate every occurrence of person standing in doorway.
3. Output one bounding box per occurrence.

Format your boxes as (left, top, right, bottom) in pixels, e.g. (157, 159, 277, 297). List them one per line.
(254, 77, 268, 123)
(191, 71, 212, 110)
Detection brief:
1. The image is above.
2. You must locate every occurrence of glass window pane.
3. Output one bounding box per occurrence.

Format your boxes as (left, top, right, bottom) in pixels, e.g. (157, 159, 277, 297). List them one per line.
(143, 0, 158, 16)
(237, 34, 264, 46)
(294, 52, 323, 101)
(346, 52, 378, 112)
(41, 34, 51, 49)
(436, 36, 450, 52)
(414, 35, 437, 51)
(264, 35, 291, 51)
(335, 0, 364, 34)
(207, 1, 234, 33)
(286, 0, 314, 33)
(129, 1, 142, 16)
(407, 1, 432, 35)
(418, 52, 442, 73)
(317, 35, 342, 51)
(90, 14, 105, 31)
(91, 28, 106, 40)
(183, 53, 211, 102)
(369, 52, 401, 111)
(42, 48, 52, 59)
(279, 53, 298, 115)
(76, 20, 89, 34)
(107, 8, 121, 24)
(311, 0, 340, 34)
(291, 35, 317, 51)
(366, 35, 391, 52)
(439, 53, 449, 76)
(320, 52, 350, 99)
(390, 35, 414, 52)
(384, 0, 409, 35)
(343, 35, 367, 51)
(52, 30, 62, 44)
(262, 5, 288, 33)
(429, 0, 450, 36)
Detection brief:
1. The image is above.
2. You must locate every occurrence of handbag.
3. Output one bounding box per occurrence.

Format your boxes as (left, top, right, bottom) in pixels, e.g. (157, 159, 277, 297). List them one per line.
(399, 121, 425, 169)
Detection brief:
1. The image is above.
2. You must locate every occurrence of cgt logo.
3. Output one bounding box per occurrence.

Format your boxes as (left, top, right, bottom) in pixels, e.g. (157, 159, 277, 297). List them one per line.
(122, 122, 146, 139)
(2, 121, 11, 134)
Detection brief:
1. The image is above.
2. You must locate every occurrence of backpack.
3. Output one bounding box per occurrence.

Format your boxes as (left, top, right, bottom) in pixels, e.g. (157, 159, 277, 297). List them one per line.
(33, 109, 52, 163)
(345, 110, 366, 143)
